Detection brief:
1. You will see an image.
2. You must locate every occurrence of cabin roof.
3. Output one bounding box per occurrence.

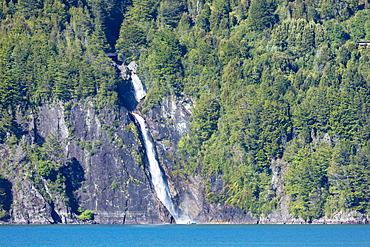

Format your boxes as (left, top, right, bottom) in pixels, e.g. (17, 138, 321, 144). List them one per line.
(106, 53, 117, 57)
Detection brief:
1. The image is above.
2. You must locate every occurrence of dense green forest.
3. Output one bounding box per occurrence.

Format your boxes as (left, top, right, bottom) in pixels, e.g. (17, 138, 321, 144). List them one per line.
(0, 0, 369, 222)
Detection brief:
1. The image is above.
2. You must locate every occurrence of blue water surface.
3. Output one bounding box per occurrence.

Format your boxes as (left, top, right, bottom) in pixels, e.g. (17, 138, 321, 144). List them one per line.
(1, 224, 369, 247)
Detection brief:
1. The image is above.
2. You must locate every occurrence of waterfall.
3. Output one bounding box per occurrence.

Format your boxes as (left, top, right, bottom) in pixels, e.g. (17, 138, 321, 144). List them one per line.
(132, 113, 190, 224)
(131, 74, 146, 102)
(127, 68, 191, 224)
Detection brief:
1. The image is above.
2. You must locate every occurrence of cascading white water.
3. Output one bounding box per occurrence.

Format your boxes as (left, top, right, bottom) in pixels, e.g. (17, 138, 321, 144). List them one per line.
(132, 113, 191, 224)
(131, 74, 146, 102)
(128, 69, 191, 223)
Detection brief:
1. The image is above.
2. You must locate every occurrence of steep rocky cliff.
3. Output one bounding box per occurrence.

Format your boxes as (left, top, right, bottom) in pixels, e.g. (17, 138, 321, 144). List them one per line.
(0, 95, 368, 224)
(0, 90, 262, 224)
(0, 99, 174, 224)
(0, 57, 262, 224)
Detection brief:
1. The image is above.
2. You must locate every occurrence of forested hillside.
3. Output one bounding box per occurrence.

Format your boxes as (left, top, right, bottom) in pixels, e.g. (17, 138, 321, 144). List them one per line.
(0, 0, 369, 223)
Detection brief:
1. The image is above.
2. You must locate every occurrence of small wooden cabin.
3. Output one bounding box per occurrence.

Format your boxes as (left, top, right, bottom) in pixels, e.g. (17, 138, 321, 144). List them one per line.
(357, 41, 370, 48)
(106, 53, 117, 57)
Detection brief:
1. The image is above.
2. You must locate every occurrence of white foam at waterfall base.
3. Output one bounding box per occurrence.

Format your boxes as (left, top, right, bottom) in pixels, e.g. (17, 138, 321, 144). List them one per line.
(132, 113, 191, 224)
(131, 74, 146, 102)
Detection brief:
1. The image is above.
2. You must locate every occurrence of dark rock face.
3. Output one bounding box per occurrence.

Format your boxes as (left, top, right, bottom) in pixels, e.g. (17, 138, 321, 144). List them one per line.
(63, 101, 171, 224)
(0, 144, 59, 224)
(0, 100, 171, 224)
(144, 97, 192, 160)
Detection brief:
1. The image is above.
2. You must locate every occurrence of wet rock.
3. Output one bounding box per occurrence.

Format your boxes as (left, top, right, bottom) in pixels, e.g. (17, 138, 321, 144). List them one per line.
(127, 61, 138, 74)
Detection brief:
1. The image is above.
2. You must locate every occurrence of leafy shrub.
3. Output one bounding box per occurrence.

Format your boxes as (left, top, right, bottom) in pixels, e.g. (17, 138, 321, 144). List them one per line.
(78, 210, 94, 221)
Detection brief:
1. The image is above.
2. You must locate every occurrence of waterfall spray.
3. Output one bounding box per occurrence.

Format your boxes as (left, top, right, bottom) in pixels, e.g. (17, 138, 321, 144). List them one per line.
(131, 74, 146, 102)
(128, 69, 190, 224)
(132, 113, 190, 224)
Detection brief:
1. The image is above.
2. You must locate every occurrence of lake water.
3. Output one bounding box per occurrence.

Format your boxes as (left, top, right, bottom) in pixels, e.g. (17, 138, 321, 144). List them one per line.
(1, 224, 369, 246)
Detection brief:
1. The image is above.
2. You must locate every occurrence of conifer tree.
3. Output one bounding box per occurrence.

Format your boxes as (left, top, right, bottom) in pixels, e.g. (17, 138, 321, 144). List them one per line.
(247, 0, 275, 31)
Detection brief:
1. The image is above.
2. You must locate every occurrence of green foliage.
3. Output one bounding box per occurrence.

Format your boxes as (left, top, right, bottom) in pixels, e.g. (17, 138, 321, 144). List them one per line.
(272, 19, 324, 55)
(127, 0, 157, 23)
(0, 175, 12, 220)
(247, 0, 276, 31)
(145, 27, 183, 99)
(158, 0, 186, 28)
(1, 0, 370, 222)
(34, 134, 64, 180)
(110, 180, 122, 190)
(178, 94, 220, 172)
(0, 0, 119, 118)
(78, 140, 101, 155)
(284, 144, 330, 221)
(190, 94, 220, 143)
(78, 209, 94, 220)
(116, 20, 146, 62)
(196, 3, 211, 32)
(325, 140, 370, 215)
(347, 9, 370, 40)
(37, 160, 60, 179)
(125, 122, 138, 136)
(160, 0, 370, 219)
